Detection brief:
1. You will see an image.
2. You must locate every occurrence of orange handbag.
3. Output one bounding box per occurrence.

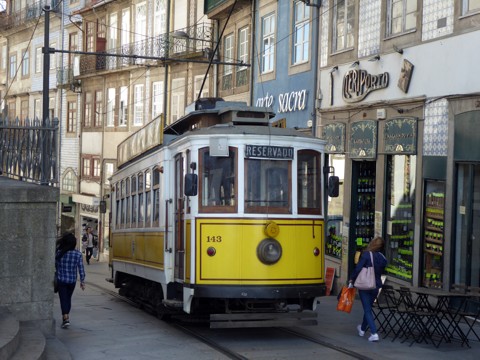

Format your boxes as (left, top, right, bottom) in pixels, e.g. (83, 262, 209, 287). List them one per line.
(337, 286, 356, 313)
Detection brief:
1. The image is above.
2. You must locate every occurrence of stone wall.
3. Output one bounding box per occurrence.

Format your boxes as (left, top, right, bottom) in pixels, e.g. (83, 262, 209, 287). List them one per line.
(0, 177, 59, 336)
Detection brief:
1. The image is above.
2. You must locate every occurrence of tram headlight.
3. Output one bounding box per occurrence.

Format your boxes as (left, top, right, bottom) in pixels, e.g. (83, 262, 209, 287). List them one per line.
(207, 247, 216, 256)
(313, 247, 320, 256)
(257, 238, 282, 265)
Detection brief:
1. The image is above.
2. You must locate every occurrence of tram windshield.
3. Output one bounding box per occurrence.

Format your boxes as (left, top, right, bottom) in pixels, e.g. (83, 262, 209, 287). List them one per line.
(245, 159, 290, 213)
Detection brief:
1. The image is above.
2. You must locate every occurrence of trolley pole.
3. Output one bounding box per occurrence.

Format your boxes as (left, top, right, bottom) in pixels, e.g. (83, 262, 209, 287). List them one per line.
(41, 5, 51, 185)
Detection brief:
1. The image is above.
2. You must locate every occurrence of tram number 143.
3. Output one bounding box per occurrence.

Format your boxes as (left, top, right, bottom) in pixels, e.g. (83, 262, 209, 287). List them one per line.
(206, 236, 223, 243)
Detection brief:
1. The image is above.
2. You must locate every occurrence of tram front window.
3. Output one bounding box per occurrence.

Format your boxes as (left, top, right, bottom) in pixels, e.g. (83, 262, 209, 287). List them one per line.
(245, 159, 290, 213)
(199, 147, 236, 212)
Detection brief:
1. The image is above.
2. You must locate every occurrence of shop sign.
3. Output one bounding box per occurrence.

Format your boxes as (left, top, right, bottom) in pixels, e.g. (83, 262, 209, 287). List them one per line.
(343, 69, 389, 103)
(255, 90, 308, 114)
(322, 123, 345, 153)
(383, 117, 417, 154)
(349, 120, 377, 159)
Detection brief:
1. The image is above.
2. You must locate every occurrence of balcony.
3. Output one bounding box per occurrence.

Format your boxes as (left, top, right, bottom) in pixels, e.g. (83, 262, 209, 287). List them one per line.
(0, 0, 60, 32)
(78, 23, 214, 76)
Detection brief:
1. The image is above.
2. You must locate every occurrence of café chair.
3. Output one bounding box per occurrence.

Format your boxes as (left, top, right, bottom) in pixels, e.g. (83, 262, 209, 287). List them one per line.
(461, 287, 480, 343)
(372, 284, 397, 336)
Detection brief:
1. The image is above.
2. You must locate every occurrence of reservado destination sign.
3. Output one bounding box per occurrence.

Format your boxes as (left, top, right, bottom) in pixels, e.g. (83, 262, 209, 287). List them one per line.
(245, 145, 294, 159)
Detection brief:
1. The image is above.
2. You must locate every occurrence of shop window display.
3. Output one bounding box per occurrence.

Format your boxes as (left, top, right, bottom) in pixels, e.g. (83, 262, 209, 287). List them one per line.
(385, 155, 416, 281)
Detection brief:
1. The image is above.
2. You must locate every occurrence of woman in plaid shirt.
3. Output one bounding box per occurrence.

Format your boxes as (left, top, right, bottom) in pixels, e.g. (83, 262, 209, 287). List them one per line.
(55, 232, 86, 328)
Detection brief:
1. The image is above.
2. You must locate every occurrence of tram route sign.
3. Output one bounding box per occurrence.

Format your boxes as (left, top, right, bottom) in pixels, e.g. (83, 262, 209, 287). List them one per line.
(245, 145, 294, 159)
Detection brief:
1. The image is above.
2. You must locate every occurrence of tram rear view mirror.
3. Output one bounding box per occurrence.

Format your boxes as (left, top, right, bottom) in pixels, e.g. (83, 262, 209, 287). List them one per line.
(184, 173, 198, 196)
(328, 176, 339, 198)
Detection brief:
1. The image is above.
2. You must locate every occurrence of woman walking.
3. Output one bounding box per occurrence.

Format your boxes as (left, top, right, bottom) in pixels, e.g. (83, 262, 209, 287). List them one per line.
(55, 232, 86, 328)
(349, 237, 387, 342)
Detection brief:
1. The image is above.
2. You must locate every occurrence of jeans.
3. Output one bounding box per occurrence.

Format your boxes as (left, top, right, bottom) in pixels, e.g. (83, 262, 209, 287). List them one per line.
(58, 281, 76, 315)
(86, 246, 93, 264)
(359, 288, 379, 334)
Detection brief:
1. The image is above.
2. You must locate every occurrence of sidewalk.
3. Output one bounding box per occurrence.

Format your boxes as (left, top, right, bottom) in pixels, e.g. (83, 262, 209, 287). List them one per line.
(54, 258, 480, 359)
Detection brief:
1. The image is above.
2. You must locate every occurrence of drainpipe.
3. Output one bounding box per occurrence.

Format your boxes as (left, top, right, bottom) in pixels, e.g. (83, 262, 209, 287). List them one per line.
(249, 0, 256, 107)
(311, 3, 320, 137)
(163, 0, 171, 129)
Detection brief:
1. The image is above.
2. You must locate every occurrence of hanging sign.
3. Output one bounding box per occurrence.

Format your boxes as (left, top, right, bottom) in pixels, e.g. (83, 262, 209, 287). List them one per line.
(383, 117, 418, 154)
(349, 120, 377, 159)
(322, 123, 345, 153)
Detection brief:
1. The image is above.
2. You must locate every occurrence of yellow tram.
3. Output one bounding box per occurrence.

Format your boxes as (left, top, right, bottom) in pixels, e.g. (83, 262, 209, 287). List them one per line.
(109, 98, 334, 327)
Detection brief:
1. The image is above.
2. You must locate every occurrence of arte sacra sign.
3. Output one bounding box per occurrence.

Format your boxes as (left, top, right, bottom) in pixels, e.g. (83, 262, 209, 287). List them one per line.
(255, 89, 308, 113)
(342, 69, 389, 103)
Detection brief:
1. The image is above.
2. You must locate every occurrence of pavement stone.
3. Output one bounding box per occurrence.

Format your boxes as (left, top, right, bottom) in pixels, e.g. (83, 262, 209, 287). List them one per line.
(52, 257, 480, 359)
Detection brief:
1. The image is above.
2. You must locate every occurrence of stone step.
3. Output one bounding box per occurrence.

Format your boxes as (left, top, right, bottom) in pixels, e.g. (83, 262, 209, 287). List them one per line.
(10, 323, 46, 360)
(0, 307, 20, 360)
(44, 336, 73, 360)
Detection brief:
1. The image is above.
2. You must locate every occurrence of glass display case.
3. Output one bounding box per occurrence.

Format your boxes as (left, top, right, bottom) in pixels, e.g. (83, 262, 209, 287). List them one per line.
(422, 181, 445, 288)
(385, 155, 416, 281)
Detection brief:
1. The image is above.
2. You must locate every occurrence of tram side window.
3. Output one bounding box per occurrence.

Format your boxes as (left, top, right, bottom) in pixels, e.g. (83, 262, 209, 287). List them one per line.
(245, 159, 291, 213)
(297, 150, 321, 214)
(121, 180, 126, 226)
(131, 175, 137, 226)
(138, 172, 144, 226)
(153, 167, 161, 226)
(116, 183, 121, 228)
(145, 170, 151, 227)
(125, 177, 130, 227)
(199, 147, 237, 212)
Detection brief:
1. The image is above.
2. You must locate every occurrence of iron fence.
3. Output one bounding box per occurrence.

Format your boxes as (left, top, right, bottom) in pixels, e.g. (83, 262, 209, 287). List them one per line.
(0, 115, 59, 185)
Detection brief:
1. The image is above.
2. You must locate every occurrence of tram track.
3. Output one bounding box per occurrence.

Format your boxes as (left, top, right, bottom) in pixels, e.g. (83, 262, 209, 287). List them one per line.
(88, 280, 372, 359)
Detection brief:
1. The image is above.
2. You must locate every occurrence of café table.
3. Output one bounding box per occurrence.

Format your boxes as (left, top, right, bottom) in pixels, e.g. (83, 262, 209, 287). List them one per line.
(410, 287, 472, 347)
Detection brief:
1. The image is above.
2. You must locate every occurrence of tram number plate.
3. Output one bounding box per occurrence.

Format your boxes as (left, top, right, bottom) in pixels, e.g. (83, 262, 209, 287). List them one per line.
(206, 236, 222, 243)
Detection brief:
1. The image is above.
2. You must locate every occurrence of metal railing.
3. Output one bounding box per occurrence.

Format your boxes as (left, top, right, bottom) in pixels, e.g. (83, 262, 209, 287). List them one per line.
(0, 0, 59, 31)
(78, 23, 213, 75)
(0, 115, 59, 185)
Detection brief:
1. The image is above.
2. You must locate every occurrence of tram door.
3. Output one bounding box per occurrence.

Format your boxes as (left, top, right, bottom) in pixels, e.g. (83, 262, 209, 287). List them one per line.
(174, 153, 185, 281)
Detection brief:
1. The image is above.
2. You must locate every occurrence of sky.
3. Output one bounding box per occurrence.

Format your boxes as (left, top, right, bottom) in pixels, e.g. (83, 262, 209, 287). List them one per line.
(0, 1, 5, 12)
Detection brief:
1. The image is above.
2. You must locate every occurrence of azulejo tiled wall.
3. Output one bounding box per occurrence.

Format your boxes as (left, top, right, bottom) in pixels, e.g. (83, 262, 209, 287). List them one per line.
(424, 98, 448, 156)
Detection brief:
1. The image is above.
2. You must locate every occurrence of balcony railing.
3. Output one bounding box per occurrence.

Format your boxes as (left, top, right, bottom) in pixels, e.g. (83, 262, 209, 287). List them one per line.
(78, 23, 213, 75)
(0, 0, 60, 32)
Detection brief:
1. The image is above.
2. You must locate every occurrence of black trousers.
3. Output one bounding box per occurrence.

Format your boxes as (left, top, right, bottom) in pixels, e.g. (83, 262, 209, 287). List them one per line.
(86, 246, 93, 264)
(57, 281, 76, 316)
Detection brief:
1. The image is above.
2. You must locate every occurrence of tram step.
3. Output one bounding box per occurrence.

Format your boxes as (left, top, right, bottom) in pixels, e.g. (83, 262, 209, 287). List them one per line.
(210, 311, 318, 328)
(162, 299, 184, 309)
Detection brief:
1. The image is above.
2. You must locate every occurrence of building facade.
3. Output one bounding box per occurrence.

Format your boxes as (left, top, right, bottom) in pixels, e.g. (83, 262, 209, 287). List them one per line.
(318, 0, 480, 291)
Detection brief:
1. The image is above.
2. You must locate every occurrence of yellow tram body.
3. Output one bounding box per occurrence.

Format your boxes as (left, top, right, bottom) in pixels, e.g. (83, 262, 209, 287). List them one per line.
(109, 99, 335, 327)
(194, 218, 324, 285)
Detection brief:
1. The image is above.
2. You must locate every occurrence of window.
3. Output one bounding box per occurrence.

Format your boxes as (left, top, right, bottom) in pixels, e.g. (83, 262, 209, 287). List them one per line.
(199, 147, 237, 212)
(153, 0, 167, 36)
(50, 42, 56, 70)
(261, 13, 275, 73)
(334, 0, 355, 52)
(222, 34, 233, 90)
(135, 2, 147, 62)
(84, 92, 92, 128)
(34, 99, 41, 120)
(145, 169, 151, 226)
(106, 87, 116, 127)
(21, 49, 29, 77)
(462, 0, 480, 15)
(387, 0, 416, 36)
(236, 27, 249, 87)
(121, 9, 130, 47)
(94, 91, 103, 127)
(82, 155, 101, 179)
(385, 155, 417, 282)
(153, 167, 161, 225)
(171, 78, 185, 123)
(133, 84, 144, 126)
(62, 170, 76, 192)
(138, 172, 144, 225)
(1, 45, 6, 70)
(86, 21, 94, 52)
(35, 47, 42, 73)
(194, 75, 209, 99)
(245, 158, 290, 214)
(67, 101, 77, 133)
(119, 87, 128, 126)
(293, 1, 310, 64)
(131, 175, 137, 226)
(297, 150, 322, 214)
(10, 53, 16, 79)
(97, 17, 106, 39)
(20, 100, 28, 122)
(125, 177, 130, 227)
(109, 13, 117, 50)
(49, 97, 55, 120)
(7, 101, 16, 119)
(68, 33, 78, 67)
(152, 81, 163, 119)
(104, 163, 114, 185)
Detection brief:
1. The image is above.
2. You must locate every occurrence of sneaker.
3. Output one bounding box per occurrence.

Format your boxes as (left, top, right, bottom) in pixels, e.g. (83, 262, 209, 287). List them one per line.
(357, 325, 365, 337)
(61, 319, 70, 329)
(368, 333, 379, 342)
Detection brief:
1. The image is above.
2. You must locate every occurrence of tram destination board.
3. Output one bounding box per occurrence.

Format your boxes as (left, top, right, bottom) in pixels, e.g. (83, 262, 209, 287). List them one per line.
(245, 145, 294, 159)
